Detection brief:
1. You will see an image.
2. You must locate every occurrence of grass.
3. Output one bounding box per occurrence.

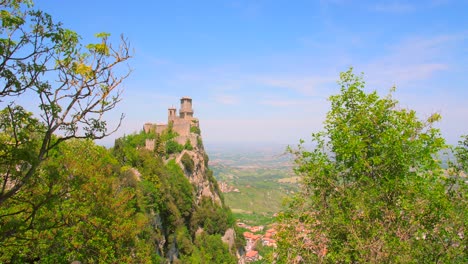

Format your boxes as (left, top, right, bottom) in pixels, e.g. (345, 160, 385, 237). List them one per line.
(232, 212, 276, 226)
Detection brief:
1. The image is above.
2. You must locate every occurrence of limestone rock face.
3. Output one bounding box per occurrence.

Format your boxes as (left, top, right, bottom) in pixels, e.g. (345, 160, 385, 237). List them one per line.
(222, 228, 246, 264)
(176, 147, 222, 206)
(222, 228, 236, 249)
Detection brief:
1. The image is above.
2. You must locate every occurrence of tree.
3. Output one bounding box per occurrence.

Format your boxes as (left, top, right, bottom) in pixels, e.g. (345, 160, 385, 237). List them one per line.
(453, 135, 468, 173)
(183, 233, 237, 264)
(0, 139, 156, 263)
(0, 1, 131, 204)
(276, 68, 467, 263)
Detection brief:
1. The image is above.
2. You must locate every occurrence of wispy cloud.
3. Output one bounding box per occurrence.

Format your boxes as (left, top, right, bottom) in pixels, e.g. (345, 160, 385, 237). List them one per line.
(360, 34, 465, 88)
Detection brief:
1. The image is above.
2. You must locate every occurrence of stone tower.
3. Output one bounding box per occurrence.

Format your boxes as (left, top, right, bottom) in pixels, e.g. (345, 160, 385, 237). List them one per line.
(168, 107, 177, 122)
(179, 97, 194, 119)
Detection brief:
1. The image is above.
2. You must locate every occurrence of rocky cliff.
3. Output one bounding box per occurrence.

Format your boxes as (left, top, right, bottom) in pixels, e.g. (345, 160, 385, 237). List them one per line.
(176, 148, 222, 206)
(125, 128, 244, 263)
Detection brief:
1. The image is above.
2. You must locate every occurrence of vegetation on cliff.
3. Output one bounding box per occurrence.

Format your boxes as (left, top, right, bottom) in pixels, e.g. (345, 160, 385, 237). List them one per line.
(110, 129, 240, 263)
(0, 1, 239, 262)
(275, 68, 467, 263)
(1, 127, 240, 263)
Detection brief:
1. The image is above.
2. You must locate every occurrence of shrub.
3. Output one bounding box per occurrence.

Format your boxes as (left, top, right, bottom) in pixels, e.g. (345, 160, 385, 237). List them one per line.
(166, 140, 183, 154)
(181, 153, 195, 174)
(184, 139, 193, 150)
(190, 125, 201, 135)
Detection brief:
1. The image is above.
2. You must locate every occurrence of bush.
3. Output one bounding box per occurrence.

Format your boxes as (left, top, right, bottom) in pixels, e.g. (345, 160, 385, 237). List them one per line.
(181, 153, 195, 174)
(182, 233, 236, 264)
(184, 139, 193, 150)
(166, 140, 184, 154)
(197, 136, 203, 149)
(190, 125, 201, 135)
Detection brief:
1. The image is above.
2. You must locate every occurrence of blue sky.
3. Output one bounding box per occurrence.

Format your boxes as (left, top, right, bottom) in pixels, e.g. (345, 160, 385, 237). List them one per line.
(34, 0, 468, 146)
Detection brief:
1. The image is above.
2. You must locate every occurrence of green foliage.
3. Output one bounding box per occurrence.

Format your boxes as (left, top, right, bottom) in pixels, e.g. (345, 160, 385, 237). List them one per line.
(165, 160, 195, 221)
(197, 136, 203, 149)
(154, 133, 165, 156)
(166, 139, 184, 155)
(0, 139, 157, 263)
(232, 212, 275, 226)
(184, 138, 194, 150)
(453, 135, 468, 172)
(181, 153, 195, 174)
(214, 164, 297, 219)
(182, 233, 237, 264)
(252, 242, 275, 264)
(112, 130, 155, 166)
(0, 2, 236, 261)
(276, 68, 467, 263)
(0, 0, 131, 206)
(190, 125, 201, 135)
(191, 197, 234, 236)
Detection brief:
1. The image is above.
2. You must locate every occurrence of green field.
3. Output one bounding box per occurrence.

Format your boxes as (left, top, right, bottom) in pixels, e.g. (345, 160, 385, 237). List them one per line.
(208, 146, 299, 225)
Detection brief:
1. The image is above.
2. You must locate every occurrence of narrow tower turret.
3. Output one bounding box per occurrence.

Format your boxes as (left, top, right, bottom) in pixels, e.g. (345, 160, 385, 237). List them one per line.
(168, 107, 177, 122)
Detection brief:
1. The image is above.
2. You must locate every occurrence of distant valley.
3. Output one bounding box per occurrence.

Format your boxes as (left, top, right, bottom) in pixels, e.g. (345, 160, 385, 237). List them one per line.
(206, 143, 300, 226)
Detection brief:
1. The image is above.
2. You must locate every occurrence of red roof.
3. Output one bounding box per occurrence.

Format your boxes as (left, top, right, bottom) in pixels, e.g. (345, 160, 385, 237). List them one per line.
(243, 232, 259, 239)
(246, 250, 258, 257)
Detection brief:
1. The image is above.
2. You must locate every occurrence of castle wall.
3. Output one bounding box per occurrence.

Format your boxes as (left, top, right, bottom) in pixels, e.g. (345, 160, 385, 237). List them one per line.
(175, 134, 198, 147)
(143, 123, 154, 133)
(172, 118, 190, 137)
(155, 124, 167, 134)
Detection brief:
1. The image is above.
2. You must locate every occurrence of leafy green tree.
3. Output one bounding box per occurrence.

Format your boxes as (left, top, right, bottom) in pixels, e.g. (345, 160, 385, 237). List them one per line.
(182, 233, 237, 264)
(154, 133, 165, 156)
(0, 0, 131, 204)
(190, 197, 234, 236)
(453, 135, 468, 173)
(0, 139, 157, 263)
(276, 68, 467, 263)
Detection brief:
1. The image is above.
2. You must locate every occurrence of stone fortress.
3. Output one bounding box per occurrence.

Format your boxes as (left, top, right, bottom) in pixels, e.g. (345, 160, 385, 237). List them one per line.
(144, 97, 200, 150)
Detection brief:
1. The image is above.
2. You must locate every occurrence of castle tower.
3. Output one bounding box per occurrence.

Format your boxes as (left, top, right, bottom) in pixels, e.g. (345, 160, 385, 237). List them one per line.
(179, 97, 194, 119)
(168, 107, 177, 122)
